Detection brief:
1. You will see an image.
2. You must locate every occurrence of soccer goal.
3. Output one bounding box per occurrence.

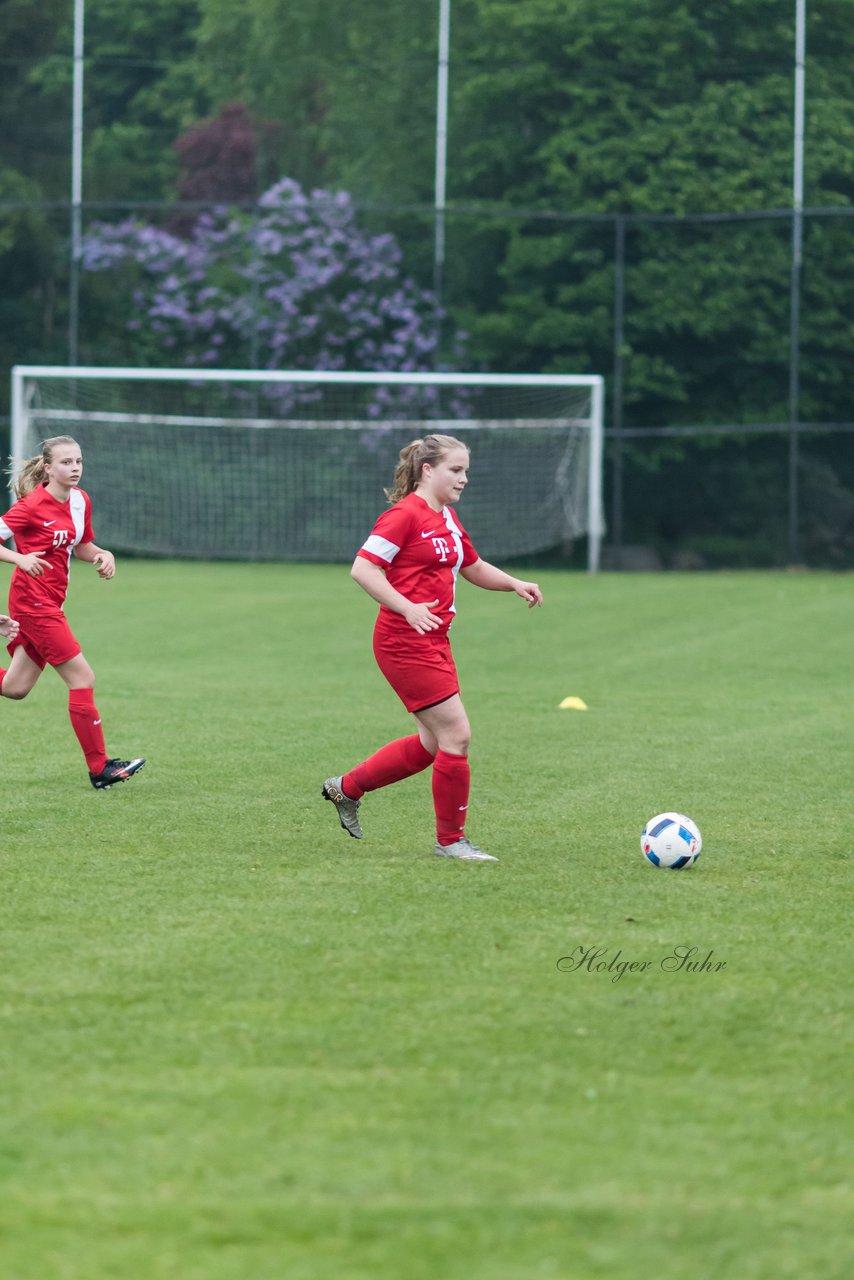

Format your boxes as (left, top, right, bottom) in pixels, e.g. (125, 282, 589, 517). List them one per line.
(10, 367, 605, 570)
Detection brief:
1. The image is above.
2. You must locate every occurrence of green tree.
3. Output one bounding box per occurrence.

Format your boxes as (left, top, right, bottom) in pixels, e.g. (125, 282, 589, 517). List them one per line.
(49, 0, 210, 200)
(194, 0, 439, 200)
(0, 0, 69, 195)
(0, 0, 212, 421)
(4, 0, 853, 437)
(0, 0, 70, 436)
(446, 0, 854, 426)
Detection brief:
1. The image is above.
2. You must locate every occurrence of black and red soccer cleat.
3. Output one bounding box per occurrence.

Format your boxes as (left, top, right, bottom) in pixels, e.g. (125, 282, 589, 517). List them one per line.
(90, 757, 146, 790)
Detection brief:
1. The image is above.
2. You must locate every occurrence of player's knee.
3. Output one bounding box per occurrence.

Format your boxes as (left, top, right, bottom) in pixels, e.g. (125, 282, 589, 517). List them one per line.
(445, 726, 471, 754)
(2, 684, 30, 701)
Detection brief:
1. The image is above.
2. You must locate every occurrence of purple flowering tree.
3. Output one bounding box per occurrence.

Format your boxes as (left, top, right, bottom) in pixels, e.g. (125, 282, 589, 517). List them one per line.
(82, 180, 459, 396)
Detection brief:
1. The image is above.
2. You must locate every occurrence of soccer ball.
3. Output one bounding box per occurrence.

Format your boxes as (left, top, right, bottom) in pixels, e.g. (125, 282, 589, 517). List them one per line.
(641, 812, 702, 869)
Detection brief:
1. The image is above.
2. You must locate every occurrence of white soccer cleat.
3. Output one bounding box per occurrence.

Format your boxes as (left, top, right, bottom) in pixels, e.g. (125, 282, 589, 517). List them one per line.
(322, 775, 364, 839)
(433, 837, 497, 863)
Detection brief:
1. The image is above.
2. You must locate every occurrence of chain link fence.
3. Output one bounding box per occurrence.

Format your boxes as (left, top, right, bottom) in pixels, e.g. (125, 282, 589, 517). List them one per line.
(2, 195, 852, 567)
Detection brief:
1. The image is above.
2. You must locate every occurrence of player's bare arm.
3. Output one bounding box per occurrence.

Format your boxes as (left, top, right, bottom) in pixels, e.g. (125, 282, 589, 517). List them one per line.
(350, 556, 442, 634)
(74, 541, 116, 579)
(0, 613, 19, 640)
(461, 558, 543, 607)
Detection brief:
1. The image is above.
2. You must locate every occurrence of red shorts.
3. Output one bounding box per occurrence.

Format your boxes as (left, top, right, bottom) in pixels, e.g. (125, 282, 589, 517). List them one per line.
(7, 611, 82, 670)
(373, 624, 460, 714)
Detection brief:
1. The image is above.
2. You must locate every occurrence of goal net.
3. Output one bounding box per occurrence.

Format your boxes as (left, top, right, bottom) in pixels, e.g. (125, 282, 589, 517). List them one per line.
(11, 368, 605, 569)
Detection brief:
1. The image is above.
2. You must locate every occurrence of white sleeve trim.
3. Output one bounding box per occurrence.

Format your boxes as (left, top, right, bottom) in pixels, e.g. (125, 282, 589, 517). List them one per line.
(361, 533, 400, 563)
(0, 518, 11, 542)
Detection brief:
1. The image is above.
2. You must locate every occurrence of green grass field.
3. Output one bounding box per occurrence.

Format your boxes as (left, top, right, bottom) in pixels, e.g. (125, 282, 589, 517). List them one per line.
(1, 562, 850, 1280)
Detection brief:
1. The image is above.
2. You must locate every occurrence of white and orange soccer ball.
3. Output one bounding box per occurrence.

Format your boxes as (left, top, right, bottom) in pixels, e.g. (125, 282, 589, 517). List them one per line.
(641, 812, 702, 869)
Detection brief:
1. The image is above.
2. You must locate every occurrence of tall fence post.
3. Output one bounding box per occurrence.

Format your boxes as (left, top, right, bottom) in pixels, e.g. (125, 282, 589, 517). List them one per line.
(68, 0, 85, 366)
(611, 215, 626, 567)
(433, 0, 451, 309)
(788, 0, 807, 564)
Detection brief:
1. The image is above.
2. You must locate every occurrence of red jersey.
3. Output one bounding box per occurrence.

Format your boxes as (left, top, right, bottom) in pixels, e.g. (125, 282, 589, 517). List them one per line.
(356, 492, 479, 635)
(0, 486, 94, 615)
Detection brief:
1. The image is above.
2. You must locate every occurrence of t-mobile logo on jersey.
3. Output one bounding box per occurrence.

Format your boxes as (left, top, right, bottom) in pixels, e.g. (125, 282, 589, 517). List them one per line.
(52, 529, 70, 548)
(431, 536, 450, 562)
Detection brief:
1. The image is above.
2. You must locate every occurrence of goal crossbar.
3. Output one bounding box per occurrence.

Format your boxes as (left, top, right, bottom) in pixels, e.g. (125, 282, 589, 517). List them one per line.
(28, 410, 594, 432)
(13, 365, 603, 388)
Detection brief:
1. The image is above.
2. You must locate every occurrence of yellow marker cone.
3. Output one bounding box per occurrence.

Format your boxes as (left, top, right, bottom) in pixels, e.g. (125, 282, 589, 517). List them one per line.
(559, 695, 588, 710)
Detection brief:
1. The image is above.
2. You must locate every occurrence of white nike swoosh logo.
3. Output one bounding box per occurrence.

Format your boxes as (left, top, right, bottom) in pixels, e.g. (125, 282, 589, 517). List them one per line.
(43, 520, 57, 527)
(421, 530, 437, 538)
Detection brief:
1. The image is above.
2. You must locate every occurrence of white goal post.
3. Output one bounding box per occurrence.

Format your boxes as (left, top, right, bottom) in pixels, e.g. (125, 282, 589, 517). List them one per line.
(11, 366, 605, 570)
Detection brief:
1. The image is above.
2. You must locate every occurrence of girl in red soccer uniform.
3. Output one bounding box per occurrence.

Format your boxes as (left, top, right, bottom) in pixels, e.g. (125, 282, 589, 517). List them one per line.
(323, 433, 542, 862)
(0, 435, 145, 789)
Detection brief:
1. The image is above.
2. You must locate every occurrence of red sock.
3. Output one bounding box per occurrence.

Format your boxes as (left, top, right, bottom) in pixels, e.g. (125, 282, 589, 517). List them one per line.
(432, 749, 470, 846)
(343, 734, 435, 799)
(68, 688, 108, 774)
